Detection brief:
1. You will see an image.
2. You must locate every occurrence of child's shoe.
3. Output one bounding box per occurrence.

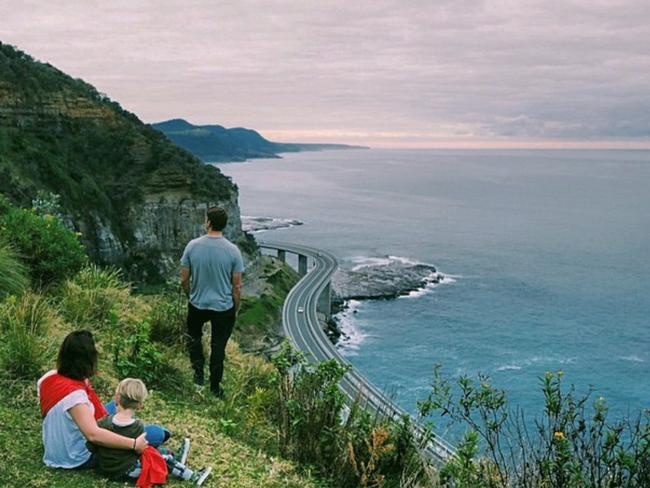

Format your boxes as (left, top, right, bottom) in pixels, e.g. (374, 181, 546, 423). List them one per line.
(192, 466, 212, 486)
(179, 437, 191, 466)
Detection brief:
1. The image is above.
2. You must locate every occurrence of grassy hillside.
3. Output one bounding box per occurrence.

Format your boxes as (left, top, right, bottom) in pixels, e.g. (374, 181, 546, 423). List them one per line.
(235, 258, 300, 352)
(0, 217, 326, 487)
(0, 347, 329, 488)
(0, 202, 439, 488)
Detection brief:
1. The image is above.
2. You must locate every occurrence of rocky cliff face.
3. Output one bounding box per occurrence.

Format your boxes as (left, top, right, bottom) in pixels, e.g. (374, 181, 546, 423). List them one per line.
(0, 43, 253, 282)
(81, 190, 246, 281)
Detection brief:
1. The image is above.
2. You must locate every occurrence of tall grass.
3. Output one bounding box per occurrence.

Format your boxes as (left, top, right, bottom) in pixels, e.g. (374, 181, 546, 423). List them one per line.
(0, 243, 29, 298)
(147, 291, 186, 347)
(58, 264, 130, 329)
(0, 293, 59, 379)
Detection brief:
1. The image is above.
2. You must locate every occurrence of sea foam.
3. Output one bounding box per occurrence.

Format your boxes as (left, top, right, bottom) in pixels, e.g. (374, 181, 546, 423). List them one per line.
(620, 355, 645, 363)
(400, 272, 459, 299)
(335, 300, 368, 356)
(349, 255, 426, 271)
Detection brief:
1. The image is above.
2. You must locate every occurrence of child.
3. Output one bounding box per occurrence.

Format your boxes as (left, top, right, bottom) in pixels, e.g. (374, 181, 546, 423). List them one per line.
(88, 378, 211, 486)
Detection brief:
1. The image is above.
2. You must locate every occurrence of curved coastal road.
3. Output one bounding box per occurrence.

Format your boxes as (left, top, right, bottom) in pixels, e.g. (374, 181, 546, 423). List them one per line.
(259, 240, 455, 465)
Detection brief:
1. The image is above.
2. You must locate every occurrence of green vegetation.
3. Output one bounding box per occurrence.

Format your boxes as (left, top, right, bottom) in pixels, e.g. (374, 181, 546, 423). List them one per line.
(235, 258, 300, 351)
(419, 367, 650, 487)
(0, 241, 29, 298)
(0, 195, 87, 286)
(0, 292, 60, 379)
(0, 201, 434, 487)
(271, 342, 433, 487)
(0, 206, 328, 487)
(0, 42, 236, 264)
(58, 264, 128, 329)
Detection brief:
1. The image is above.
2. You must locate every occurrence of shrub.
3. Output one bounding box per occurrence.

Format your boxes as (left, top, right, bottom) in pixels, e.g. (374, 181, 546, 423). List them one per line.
(111, 320, 165, 387)
(0, 206, 87, 286)
(336, 404, 393, 487)
(419, 367, 650, 487)
(270, 342, 432, 487)
(73, 263, 124, 290)
(0, 242, 29, 298)
(271, 342, 348, 462)
(0, 293, 57, 379)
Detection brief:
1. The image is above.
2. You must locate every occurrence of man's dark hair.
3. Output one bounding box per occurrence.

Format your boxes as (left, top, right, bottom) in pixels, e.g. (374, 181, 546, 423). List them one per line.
(207, 207, 228, 231)
(57, 330, 98, 380)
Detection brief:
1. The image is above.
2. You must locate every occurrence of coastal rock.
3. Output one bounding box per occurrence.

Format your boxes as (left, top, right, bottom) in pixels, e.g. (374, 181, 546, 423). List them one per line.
(332, 258, 442, 300)
(241, 216, 303, 233)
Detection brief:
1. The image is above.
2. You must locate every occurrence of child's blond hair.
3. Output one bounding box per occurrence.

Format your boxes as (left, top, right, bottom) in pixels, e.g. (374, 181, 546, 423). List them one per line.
(115, 378, 148, 409)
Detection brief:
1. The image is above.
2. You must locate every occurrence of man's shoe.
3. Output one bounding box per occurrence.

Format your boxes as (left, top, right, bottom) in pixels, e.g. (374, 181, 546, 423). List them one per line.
(210, 386, 225, 399)
(192, 466, 212, 486)
(178, 437, 190, 466)
(193, 373, 205, 386)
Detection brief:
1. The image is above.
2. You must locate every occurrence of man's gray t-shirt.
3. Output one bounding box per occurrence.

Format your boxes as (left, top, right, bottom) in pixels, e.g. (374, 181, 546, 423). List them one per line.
(180, 235, 244, 311)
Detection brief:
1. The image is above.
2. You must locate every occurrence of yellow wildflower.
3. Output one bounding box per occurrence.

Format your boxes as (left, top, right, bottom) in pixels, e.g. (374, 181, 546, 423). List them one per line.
(554, 431, 566, 441)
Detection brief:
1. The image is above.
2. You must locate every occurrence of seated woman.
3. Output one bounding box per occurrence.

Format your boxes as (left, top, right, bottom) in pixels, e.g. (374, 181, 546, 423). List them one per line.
(37, 330, 167, 469)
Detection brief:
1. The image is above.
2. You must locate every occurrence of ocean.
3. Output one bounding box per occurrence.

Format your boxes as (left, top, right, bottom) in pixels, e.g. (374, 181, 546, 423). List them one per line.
(215, 148, 650, 438)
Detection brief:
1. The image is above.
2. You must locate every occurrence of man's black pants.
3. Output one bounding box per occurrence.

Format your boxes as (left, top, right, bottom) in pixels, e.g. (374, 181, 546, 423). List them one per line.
(186, 303, 236, 393)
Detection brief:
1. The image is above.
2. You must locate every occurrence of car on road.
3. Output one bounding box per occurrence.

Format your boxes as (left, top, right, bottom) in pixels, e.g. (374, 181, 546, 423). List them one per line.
(297, 307, 304, 313)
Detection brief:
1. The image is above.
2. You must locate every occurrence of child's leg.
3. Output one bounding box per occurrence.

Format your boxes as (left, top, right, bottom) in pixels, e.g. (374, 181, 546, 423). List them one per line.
(125, 460, 142, 479)
(144, 424, 171, 447)
(162, 454, 195, 481)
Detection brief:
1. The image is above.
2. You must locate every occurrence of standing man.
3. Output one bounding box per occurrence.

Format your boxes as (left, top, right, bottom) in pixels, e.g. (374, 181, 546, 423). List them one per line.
(180, 207, 244, 398)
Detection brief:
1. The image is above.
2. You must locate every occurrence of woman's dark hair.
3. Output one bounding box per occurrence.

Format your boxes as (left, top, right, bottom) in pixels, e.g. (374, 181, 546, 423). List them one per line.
(207, 207, 228, 231)
(57, 330, 98, 380)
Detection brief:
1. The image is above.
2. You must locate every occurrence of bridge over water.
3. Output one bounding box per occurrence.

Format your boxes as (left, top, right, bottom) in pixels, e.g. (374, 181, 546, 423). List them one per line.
(259, 240, 455, 465)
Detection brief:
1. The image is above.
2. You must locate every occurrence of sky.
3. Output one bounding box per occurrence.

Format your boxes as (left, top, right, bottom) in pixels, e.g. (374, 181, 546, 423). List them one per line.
(1, 0, 650, 148)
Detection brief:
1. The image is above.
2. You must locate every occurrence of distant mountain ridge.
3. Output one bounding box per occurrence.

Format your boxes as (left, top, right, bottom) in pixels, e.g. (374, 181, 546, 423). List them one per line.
(152, 118, 367, 163)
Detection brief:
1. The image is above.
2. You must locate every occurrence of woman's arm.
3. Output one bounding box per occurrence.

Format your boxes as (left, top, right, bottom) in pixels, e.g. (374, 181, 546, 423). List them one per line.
(69, 403, 148, 453)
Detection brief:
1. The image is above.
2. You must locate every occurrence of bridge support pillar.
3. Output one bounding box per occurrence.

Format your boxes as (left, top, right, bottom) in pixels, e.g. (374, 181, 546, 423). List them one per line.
(318, 282, 332, 319)
(298, 254, 308, 276)
(277, 249, 286, 262)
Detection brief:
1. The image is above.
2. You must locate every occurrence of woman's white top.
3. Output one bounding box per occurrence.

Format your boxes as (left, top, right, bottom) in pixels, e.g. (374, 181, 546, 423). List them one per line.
(37, 370, 95, 468)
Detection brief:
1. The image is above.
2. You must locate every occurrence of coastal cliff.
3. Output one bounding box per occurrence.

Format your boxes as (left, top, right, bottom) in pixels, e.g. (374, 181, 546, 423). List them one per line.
(0, 42, 252, 281)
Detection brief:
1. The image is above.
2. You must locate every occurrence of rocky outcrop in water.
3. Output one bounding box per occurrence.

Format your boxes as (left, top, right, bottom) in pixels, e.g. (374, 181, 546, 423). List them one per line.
(241, 216, 303, 233)
(332, 260, 442, 300)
